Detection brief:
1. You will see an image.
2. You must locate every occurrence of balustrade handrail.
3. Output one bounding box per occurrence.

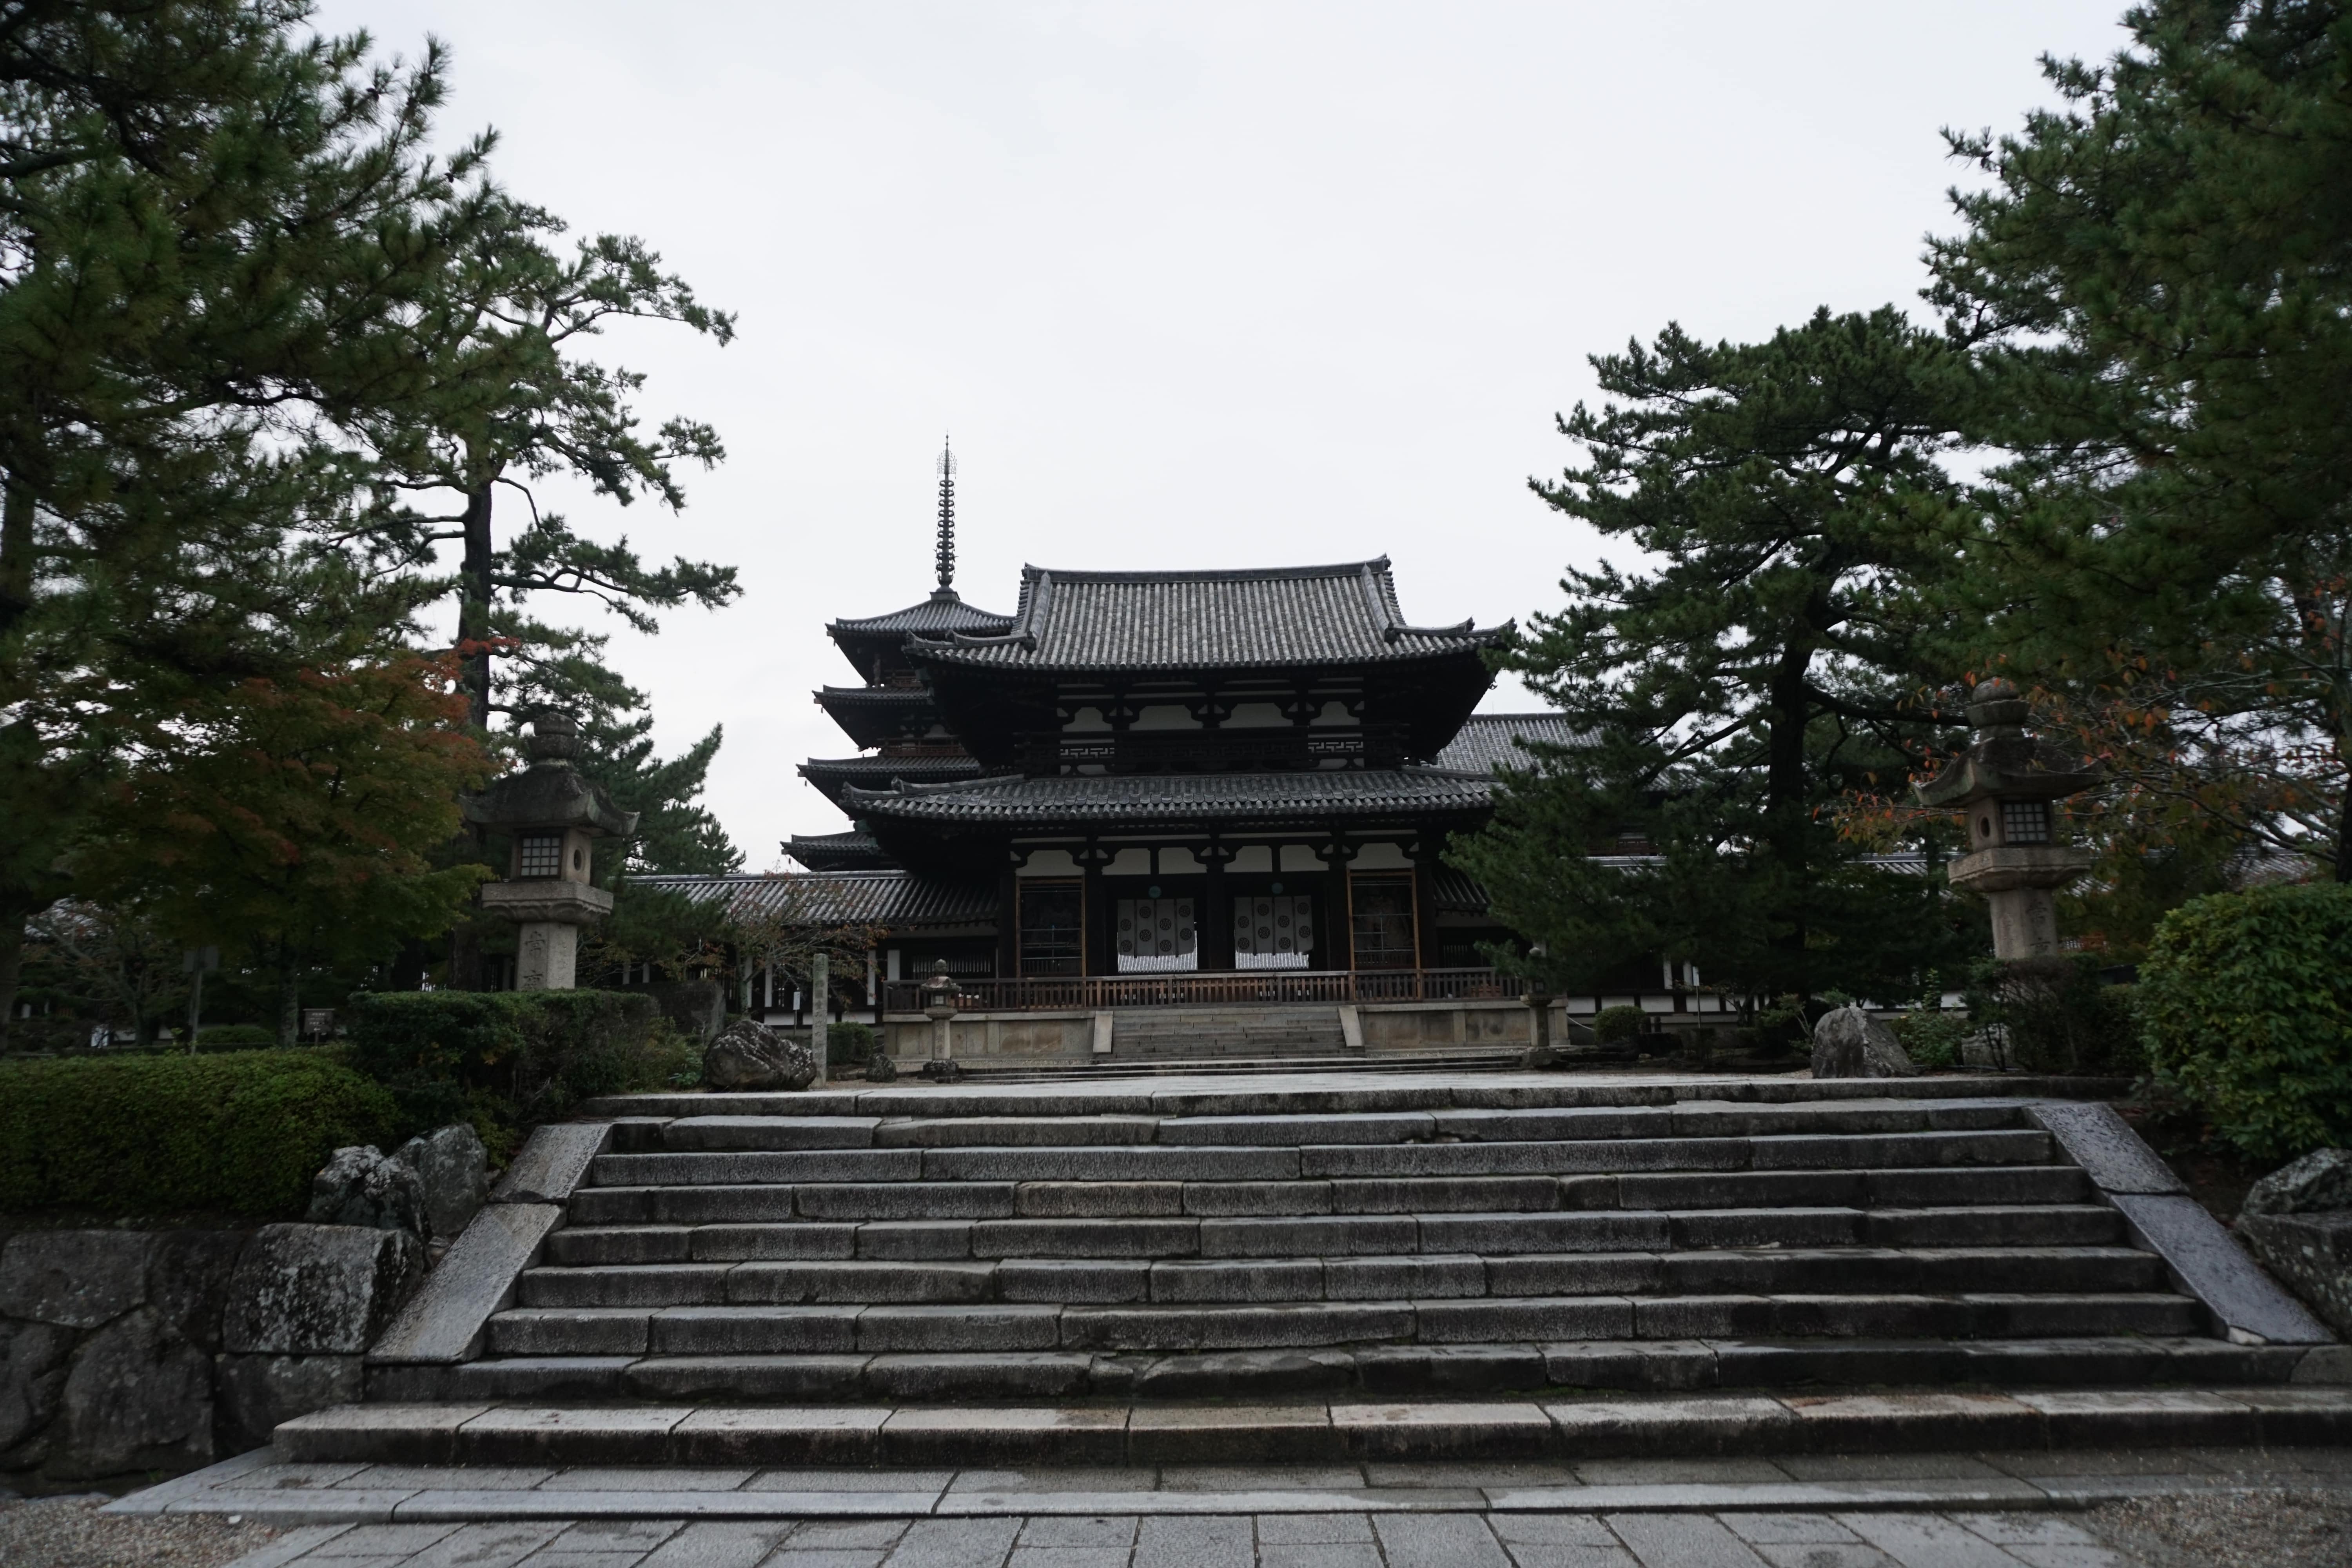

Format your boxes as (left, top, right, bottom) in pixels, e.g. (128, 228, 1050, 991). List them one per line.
(881, 966, 1516, 1013)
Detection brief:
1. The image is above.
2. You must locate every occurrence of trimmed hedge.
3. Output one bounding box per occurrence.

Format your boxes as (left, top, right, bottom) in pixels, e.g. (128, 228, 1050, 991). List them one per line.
(2141, 880, 2352, 1160)
(0, 1049, 398, 1218)
(345, 989, 693, 1156)
(1593, 1005, 1648, 1044)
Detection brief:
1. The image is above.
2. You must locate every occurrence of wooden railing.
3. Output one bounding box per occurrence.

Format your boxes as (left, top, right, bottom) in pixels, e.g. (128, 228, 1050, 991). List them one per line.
(881, 967, 1516, 1013)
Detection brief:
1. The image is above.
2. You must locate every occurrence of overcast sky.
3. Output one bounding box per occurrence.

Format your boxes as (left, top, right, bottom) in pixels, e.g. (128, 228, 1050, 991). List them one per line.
(314, 0, 2130, 867)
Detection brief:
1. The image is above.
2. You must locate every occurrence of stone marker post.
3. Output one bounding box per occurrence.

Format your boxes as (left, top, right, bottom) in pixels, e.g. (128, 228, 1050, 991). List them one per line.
(463, 713, 639, 989)
(810, 951, 829, 1088)
(1916, 677, 2100, 960)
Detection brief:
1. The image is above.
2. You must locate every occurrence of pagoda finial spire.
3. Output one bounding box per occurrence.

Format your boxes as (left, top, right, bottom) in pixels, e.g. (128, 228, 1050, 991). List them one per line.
(933, 436, 956, 596)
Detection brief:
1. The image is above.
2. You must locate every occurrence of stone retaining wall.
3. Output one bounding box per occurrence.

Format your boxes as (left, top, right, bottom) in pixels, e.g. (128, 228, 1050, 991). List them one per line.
(0, 1223, 417, 1481)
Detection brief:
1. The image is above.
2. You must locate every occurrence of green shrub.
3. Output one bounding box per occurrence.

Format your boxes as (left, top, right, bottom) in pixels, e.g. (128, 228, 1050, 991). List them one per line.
(0, 1049, 397, 1218)
(1893, 1007, 1969, 1070)
(343, 989, 677, 1158)
(1593, 1005, 1648, 1045)
(1996, 958, 2144, 1076)
(825, 1021, 876, 1067)
(197, 1023, 278, 1051)
(2140, 881, 2352, 1160)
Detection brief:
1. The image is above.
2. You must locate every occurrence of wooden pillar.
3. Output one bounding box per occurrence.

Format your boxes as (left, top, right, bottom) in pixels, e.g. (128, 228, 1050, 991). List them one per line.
(996, 862, 1019, 978)
(1202, 838, 1234, 970)
(1413, 831, 1442, 972)
(1319, 837, 1355, 972)
(1081, 841, 1108, 976)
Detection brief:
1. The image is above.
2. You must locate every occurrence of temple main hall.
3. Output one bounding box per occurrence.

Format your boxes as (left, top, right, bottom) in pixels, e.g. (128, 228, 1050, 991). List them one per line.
(636, 464, 1704, 1068)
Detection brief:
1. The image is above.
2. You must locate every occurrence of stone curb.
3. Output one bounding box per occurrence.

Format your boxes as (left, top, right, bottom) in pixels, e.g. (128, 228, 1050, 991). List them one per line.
(270, 1387, 2352, 1469)
(116, 1466, 2352, 1526)
(368, 1204, 564, 1365)
(2026, 1102, 2335, 1346)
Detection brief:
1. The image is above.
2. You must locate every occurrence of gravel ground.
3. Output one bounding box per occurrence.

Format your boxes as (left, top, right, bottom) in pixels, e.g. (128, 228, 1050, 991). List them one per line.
(0, 1494, 279, 1568)
(2088, 1488, 2352, 1568)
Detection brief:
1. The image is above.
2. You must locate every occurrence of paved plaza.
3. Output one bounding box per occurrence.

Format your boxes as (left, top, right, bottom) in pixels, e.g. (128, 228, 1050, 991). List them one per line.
(217, 1506, 2144, 1568)
(98, 1445, 2352, 1568)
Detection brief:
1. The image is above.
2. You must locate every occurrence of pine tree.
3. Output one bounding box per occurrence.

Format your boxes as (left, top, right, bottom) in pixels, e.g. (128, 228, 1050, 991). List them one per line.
(1929, 0, 2352, 876)
(1454, 308, 1982, 1005)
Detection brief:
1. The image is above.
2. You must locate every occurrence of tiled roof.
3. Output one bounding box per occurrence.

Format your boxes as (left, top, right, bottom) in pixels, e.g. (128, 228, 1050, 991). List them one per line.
(784, 831, 897, 871)
(829, 590, 1013, 638)
(1434, 713, 1593, 774)
(911, 559, 1506, 671)
(628, 870, 995, 927)
(815, 685, 933, 709)
(1427, 864, 1492, 912)
(798, 753, 983, 807)
(844, 767, 1496, 826)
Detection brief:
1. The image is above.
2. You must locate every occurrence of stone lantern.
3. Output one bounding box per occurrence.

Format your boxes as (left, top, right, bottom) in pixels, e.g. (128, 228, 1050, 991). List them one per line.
(1916, 677, 2100, 960)
(463, 713, 638, 990)
(920, 961, 960, 1076)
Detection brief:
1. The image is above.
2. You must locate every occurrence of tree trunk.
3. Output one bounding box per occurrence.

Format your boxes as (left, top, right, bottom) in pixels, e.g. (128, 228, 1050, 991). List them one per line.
(2336, 771, 2351, 885)
(279, 972, 300, 1047)
(1762, 636, 1818, 994)
(458, 480, 496, 731)
(0, 911, 21, 1052)
(0, 477, 33, 643)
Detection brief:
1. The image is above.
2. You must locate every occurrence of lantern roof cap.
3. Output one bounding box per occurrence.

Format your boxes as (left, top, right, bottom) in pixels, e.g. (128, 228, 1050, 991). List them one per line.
(1916, 679, 2100, 809)
(462, 712, 640, 837)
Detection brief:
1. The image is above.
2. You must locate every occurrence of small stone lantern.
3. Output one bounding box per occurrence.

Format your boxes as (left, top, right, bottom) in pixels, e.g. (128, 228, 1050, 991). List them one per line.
(921, 961, 959, 1065)
(463, 713, 639, 990)
(1916, 678, 2100, 960)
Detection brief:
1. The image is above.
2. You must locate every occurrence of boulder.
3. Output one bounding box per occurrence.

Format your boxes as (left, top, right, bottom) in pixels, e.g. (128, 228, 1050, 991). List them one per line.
(1810, 1005, 1918, 1079)
(865, 1051, 899, 1083)
(0, 1232, 152, 1328)
(2236, 1210, 2352, 1339)
(144, 1230, 251, 1352)
(702, 1017, 816, 1092)
(56, 1307, 213, 1475)
(305, 1145, 428, 1240)
(2243, 1147, 2352, 1218)
(220, 1224, 424, 1356)
(395, 1124, 491, 1240)
(0, 1321, 73, 1455)
(213, 1353, 364, 1452)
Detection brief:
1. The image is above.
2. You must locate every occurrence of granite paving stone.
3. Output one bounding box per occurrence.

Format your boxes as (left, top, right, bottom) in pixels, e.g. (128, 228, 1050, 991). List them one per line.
(1256, 1546, 1383, 1568)
(1133, 1513, 1252, 1568)
(403, 1520, 568, 1568)
(1747, 1547, 1893, 1568)
(1257, 1513, 1377, 1543)
(877, 1517, 1020, 1568)
(1371, 1511, 1514, 1568)
(1835, 1513, 2023, 1567)
(1603, 1513, 1770, 1567)
(308, 1523, 465, 1555)
(1717, 1514, 1864, 1544)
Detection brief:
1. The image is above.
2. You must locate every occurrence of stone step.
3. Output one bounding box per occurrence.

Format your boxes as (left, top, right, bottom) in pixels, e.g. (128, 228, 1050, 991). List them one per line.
(626, 1101, 2033, 1152)
(562, 1165, 2092, 1228)
(587, 1129, 2059, 1188)
(276, 1386, 2352, 1468)
(581, 1079, 2132, 1122)
(534, 1205, 2125, 1266)
(365, 1332, 2307, 1407)
(539, 1241, 2164, 1298)
(482, 1289, 2203, 1357)
(518, 1246, 2165, 1305)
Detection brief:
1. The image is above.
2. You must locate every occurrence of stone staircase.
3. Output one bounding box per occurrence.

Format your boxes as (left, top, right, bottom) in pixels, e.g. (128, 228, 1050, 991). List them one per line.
(1110, 1005, 1348, 1060)
(310, 1079, 2347, 1469)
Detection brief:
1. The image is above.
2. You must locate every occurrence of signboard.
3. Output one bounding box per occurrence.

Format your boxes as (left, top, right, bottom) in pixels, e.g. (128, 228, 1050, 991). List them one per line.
(301, 1008, 336, 1039)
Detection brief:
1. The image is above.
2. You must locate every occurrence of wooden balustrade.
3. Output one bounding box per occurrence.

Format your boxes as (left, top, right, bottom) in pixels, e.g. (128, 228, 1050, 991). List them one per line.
(881, 967, 1515, 1013)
